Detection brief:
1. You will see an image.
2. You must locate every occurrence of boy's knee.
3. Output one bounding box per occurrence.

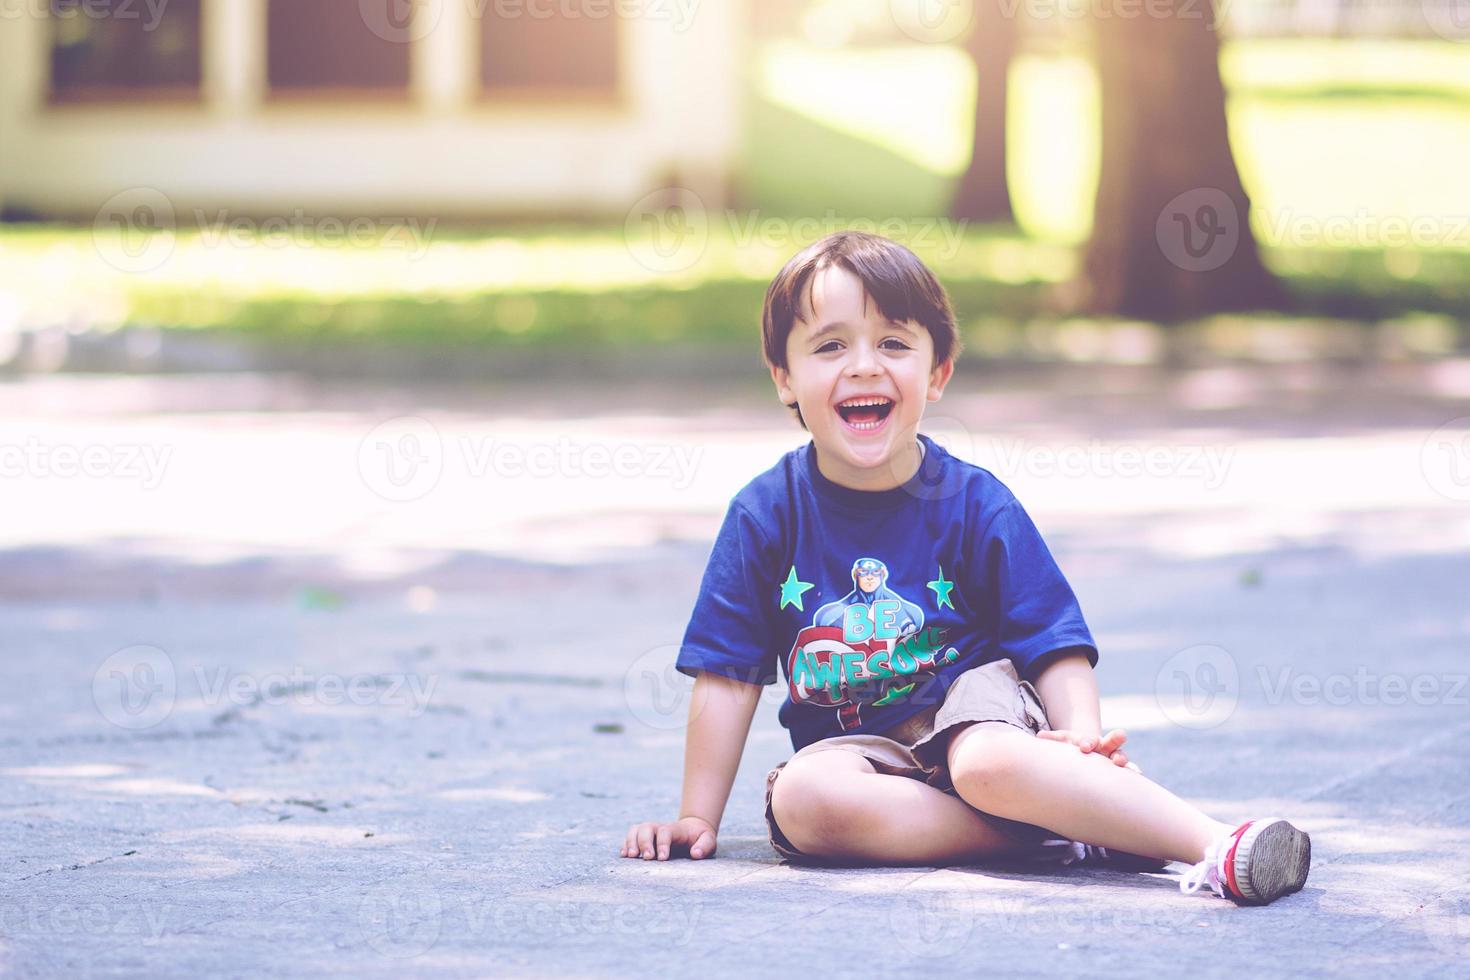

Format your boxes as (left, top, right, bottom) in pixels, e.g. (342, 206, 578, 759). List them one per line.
(947, 723, 1029, 803)
(769, 755, 866, 856)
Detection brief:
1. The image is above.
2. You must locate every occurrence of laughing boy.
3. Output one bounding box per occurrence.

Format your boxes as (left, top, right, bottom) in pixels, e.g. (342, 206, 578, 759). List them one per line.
(620, 232, 1310, 906)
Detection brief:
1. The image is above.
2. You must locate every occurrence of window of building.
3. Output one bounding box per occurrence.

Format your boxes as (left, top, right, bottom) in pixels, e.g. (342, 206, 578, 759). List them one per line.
(479, 8, 621, 99)
(267, 0, 411, 95)
(49, 0, 203, 102)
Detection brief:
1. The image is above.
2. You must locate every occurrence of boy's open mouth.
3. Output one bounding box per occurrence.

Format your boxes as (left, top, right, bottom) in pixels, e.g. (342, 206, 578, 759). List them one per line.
(834, 396, 894, 432)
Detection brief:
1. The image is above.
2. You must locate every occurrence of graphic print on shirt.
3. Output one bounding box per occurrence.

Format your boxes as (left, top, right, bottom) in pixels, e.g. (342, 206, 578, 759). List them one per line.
(785, 557, 960, 732)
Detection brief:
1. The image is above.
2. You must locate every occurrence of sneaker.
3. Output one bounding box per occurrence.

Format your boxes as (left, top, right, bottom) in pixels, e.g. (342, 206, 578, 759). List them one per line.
(1180, 818, 1311, 905)
(1034, 838, 1171, 874)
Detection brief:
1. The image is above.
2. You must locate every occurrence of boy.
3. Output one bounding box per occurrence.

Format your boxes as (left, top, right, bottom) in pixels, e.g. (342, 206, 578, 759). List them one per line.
(619, 232, 1311, 905)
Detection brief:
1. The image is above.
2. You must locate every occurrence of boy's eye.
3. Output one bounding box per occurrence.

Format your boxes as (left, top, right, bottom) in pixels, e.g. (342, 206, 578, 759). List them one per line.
(881, 338, 912, 351)
(815, 341, 842, 353)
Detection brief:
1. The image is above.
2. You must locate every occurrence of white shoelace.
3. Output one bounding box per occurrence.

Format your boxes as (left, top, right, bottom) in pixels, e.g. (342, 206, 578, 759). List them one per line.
(1180, 834, 1229, 897)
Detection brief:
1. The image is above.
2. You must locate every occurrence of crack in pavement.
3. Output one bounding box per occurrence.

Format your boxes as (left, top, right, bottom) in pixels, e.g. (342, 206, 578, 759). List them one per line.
(16, 848, 138, 882)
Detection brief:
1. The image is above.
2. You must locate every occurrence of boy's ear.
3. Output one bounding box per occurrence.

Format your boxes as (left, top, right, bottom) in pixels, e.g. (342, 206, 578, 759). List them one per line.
(770, 363, 796, 406)
(927, 357, 955, 402)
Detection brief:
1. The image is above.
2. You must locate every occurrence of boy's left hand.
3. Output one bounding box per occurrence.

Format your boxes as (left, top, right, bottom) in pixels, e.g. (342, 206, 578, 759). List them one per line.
(1037, 728, 1141, 773)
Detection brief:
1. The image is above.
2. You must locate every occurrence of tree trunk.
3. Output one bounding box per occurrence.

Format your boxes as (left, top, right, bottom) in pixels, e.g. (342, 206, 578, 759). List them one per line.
(950, 2, 1017, 223)
(1083, 0, 1288, 321)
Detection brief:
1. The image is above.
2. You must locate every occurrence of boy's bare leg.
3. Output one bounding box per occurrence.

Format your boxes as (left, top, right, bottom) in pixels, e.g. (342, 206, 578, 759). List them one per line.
(946, 723, 1232, 865)
(770, 749, 1028, 865)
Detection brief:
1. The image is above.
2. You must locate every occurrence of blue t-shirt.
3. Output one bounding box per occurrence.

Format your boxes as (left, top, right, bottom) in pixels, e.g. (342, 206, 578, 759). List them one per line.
(675, 434, 1097, 752)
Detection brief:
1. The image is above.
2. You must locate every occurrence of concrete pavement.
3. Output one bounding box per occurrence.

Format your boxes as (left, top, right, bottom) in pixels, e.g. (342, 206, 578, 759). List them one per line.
(2, 364, 1468, 978)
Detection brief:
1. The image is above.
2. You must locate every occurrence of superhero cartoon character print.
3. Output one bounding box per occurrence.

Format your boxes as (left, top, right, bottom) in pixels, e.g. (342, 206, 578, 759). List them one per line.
(786, 557, 960, 732)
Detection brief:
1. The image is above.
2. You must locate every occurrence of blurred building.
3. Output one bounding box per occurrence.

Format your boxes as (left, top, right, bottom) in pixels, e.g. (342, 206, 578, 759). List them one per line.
(0, 0, 741, 220)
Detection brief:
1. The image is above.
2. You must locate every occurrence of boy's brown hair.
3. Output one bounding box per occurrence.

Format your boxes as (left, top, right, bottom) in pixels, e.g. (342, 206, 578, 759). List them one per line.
(760, 231, 961, 373)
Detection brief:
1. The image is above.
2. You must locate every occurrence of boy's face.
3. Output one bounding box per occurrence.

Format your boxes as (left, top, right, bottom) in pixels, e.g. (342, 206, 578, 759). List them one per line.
(771, 265, 953, 490)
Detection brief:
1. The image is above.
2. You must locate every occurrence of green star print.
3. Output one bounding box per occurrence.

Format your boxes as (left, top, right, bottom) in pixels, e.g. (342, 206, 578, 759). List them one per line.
(779, 567, 814, 611)
(927, 566, 956, 610)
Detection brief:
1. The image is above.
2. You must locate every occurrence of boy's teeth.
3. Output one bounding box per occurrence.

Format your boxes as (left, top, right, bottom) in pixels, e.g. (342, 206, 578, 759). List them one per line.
(835, 396, 894, 431)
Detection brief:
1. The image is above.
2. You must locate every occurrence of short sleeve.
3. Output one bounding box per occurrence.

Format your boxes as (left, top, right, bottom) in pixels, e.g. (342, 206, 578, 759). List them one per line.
(978, 499, 1097, 679)
(675, 502, 783, 686)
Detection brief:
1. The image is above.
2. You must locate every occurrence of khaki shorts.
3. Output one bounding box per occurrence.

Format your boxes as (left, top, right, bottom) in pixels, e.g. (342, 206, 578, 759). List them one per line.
(763, 658, 1054, 864)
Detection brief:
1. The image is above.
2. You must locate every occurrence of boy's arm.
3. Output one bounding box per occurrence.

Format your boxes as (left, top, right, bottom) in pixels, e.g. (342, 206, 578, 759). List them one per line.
(1031, 649, 1131, 768)
(680, 670, 763, 829)
(622, 669, 762, 861)
(1032, 649, 1102, 735)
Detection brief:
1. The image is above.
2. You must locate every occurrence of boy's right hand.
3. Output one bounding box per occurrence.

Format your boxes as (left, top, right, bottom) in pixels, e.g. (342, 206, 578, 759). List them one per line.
(620, 816, 717, 861)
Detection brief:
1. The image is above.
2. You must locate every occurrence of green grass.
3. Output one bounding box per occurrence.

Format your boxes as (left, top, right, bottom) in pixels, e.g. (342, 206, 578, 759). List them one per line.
(3, 220, 1463, 354)
(0, 220, 1065, 348)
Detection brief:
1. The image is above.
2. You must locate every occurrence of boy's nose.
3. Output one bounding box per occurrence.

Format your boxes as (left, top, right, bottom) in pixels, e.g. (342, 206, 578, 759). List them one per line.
(846, 343, 881, 376)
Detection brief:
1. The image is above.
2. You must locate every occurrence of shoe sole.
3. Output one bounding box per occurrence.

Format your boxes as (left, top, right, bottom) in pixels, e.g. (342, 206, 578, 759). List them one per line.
(1232, 818, 1311, 905)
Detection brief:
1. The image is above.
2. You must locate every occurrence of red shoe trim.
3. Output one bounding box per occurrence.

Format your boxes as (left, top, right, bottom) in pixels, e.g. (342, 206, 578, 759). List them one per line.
(1222, 821, 1253, 899)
